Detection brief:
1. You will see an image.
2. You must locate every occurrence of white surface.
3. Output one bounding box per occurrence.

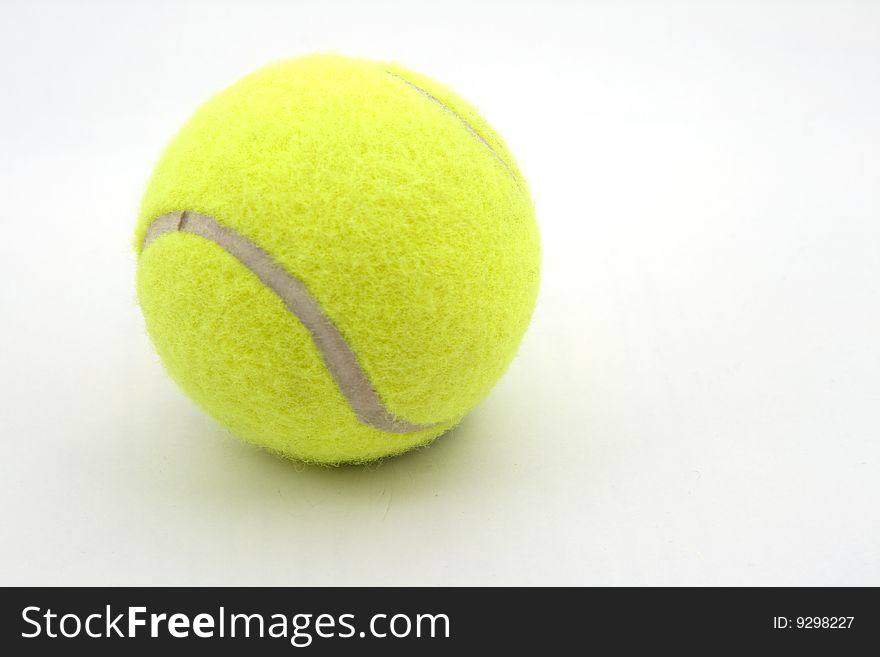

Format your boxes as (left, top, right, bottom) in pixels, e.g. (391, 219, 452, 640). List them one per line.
(1, 0, 878, 586)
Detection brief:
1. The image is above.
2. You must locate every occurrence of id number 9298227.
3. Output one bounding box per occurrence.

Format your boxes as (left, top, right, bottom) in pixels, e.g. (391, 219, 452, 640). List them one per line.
(773, 616, 854, 629)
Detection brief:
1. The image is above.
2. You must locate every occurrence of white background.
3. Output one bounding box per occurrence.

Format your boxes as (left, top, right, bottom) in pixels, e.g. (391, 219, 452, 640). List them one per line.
(1, 0, 878, 586)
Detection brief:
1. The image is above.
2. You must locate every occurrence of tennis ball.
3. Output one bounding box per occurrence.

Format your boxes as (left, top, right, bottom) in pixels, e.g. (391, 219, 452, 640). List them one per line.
(135, 54, 540, 464)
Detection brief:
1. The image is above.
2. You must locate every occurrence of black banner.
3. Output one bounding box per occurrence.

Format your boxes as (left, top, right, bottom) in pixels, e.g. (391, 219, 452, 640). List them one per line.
(0, 587, 876, 653)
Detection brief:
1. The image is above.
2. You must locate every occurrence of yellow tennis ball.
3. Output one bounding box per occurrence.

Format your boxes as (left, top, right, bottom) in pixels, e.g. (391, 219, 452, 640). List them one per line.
(135, 54, 540, 464)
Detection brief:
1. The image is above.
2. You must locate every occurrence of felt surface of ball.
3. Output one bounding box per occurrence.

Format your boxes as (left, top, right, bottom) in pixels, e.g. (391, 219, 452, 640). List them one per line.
(135, 54, 540, 464)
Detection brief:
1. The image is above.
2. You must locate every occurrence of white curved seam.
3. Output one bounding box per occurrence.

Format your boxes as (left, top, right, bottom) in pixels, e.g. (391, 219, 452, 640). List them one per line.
(386, 71, 519, 186)
(142, 210, 436, 434)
